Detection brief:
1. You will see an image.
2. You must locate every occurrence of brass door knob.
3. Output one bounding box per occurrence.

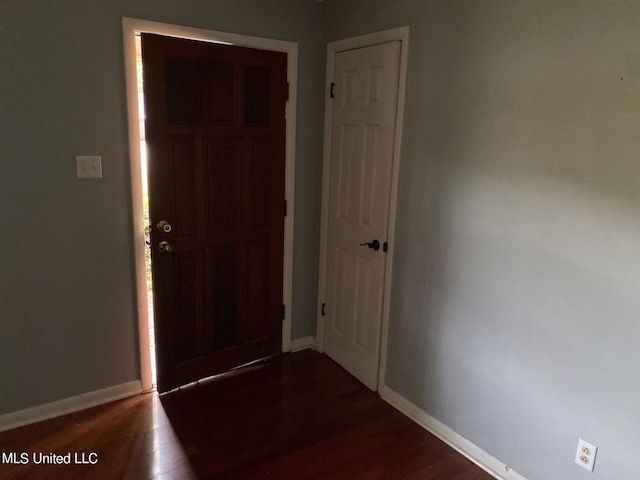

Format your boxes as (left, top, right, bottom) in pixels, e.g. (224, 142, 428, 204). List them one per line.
(156, 220, 172, 233)
(158, 241, 173, 253)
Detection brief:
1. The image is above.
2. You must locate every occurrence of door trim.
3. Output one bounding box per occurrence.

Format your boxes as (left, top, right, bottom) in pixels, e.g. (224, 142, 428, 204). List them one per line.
(316, 27, 409, 389)
(122, 17, 298, 392)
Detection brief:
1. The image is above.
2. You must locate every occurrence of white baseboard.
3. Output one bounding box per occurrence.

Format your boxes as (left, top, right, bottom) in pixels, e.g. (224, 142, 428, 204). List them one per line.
(290, 336, 316, 352)
(0, 380, 142, 433)
(379, 384, 528, 480)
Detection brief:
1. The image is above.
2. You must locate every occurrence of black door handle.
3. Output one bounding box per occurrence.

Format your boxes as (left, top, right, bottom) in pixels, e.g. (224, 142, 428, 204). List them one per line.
(359, 239, 380, 251)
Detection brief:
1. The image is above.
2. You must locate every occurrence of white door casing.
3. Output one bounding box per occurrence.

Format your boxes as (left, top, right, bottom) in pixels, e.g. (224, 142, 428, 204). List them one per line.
(318, 28, 409, 391)
(122, 18, 298, 391)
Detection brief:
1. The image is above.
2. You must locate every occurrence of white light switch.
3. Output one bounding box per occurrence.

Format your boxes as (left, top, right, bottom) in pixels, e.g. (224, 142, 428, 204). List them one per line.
(76, 155, 102, 179)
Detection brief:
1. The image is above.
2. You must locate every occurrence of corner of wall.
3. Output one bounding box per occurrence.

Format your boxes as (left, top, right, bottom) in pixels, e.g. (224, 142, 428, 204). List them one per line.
(379, 384, 529, 480)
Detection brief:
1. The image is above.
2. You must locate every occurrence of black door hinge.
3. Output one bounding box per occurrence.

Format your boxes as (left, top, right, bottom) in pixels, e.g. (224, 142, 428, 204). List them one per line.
(383, 241, 388, 252)
(330, 82, 335, 98)
(282, 304, 286, 320)
(321, 303, 326, 316)
(283, 199, 288, 217)
(285, 82, 290, 101)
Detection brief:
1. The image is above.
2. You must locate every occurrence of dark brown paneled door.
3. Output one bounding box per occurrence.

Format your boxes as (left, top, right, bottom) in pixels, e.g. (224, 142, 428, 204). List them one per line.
(141, 34, 287, 393)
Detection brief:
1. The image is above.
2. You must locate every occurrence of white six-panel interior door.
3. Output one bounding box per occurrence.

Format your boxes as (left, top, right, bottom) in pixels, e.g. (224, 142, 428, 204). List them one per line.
(319, 31, 407, 391)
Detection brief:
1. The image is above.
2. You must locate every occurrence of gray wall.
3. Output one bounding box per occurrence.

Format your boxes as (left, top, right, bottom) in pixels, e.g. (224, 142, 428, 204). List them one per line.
(2, 1, 639, 479)
(323, 1, 640, 479)
(0, 0, 323, 414)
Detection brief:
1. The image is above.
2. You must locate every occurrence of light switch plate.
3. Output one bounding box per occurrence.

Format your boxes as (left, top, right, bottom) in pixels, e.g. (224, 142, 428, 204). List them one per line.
(76, 155, 102, 179)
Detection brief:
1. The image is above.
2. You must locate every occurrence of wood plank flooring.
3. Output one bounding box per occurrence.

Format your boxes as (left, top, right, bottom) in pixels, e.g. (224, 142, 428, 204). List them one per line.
(0, 351, 495, 479)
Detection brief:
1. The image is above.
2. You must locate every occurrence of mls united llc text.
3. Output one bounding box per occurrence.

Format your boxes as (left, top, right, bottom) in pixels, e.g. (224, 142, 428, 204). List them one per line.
(2, 452, 99, 465)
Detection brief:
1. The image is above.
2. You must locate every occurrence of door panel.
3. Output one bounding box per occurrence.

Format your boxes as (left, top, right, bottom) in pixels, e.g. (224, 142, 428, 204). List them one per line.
(205, 136, 242, 234)
(324, 41, 401, 391)
(142, 34, 286, 393)
(174, 251, 203, 362)
(210, 245, 237, 350)
(203, 62, 235, 125)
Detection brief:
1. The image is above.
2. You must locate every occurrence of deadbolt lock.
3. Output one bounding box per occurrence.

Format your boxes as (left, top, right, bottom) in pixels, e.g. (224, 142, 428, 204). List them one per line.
(156, 220, 172, 233)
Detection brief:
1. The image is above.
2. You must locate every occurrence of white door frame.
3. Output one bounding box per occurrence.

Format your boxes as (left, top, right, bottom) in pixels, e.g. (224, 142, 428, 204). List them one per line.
(316, 26, 409, 388)
(122, 17, 298, 392)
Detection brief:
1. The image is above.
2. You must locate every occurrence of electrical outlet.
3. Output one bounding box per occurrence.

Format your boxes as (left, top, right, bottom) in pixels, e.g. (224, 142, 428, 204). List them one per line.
(575, 438, 598, 472)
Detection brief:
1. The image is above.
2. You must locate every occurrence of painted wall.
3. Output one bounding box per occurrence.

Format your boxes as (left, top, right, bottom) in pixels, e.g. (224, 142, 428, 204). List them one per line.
(323, 1, 640, 479)
(0, 0, 323, 414)
(3, 1, 639, 478)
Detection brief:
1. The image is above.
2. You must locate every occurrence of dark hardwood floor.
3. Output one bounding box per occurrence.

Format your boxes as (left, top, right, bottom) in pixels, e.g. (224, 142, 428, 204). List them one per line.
(0, 351, 495, 479)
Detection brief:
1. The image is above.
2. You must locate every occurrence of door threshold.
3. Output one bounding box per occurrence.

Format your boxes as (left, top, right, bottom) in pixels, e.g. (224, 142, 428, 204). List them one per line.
(158, 354, 281, 396)
(229, 353, 280, 371)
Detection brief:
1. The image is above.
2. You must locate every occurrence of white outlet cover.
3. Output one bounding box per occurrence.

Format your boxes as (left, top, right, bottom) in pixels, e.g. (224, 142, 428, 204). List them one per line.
(575, 438, 598, 472)
(76, 155, 102, 179)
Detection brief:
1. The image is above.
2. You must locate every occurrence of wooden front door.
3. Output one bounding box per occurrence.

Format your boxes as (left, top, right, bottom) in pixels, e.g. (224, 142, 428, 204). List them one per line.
(141, 34, 287, 393)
